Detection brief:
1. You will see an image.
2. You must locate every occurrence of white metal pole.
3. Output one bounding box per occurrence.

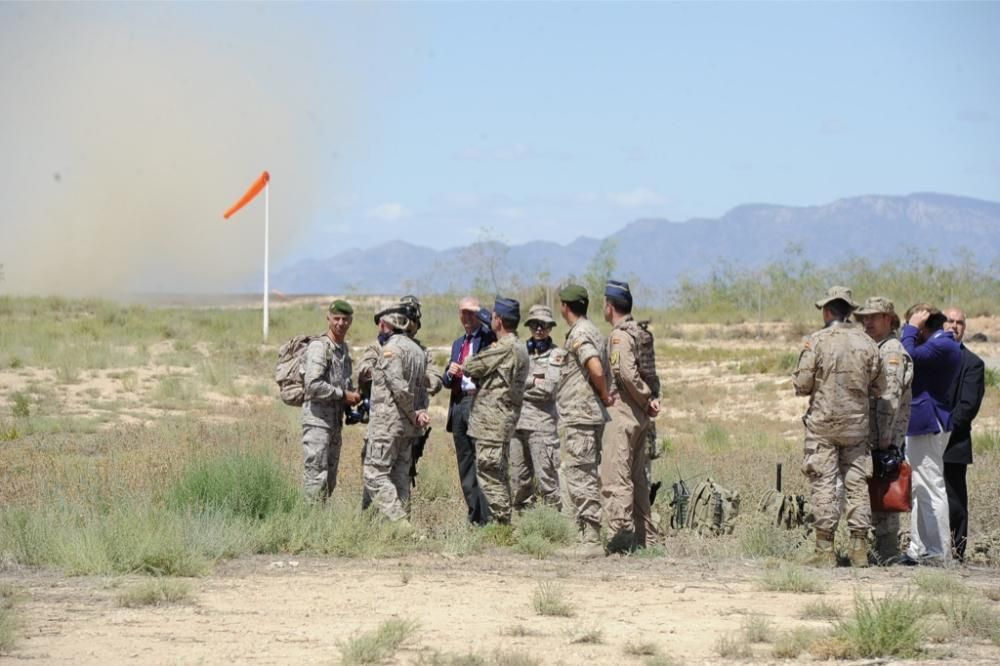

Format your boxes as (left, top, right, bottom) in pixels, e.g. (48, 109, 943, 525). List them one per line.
(263, 181, 270, 340)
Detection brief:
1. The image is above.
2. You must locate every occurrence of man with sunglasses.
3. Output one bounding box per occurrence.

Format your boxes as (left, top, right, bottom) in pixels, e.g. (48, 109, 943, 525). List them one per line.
(509, 304, 563, 512)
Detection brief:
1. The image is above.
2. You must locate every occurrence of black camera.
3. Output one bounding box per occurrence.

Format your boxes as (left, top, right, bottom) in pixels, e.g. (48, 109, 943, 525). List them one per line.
(344, 398, 370, 425)
(872, 445, 903, 479)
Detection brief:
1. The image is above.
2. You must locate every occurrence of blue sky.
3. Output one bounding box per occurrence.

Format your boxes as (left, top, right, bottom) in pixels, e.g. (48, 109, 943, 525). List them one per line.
(1, 2, 998, 291)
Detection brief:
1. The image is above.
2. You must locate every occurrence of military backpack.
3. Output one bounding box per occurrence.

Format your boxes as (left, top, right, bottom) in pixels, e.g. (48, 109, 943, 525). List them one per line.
(757, 489, 813, 531)
(274, 334, 320, 406)
(685, 478, 741, 536)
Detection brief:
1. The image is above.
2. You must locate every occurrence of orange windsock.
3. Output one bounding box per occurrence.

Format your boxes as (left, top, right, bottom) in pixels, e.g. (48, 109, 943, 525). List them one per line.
(223, 171, 270, 219)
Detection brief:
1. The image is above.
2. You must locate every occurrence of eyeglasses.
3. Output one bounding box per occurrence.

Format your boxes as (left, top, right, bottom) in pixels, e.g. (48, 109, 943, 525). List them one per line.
(529, 322, 551, 330)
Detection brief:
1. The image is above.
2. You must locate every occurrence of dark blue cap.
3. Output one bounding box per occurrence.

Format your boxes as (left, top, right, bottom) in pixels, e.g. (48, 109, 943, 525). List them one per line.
(494, 296, 520, 320)
(476, 307, 492, 327)
(605, 280, 631, 300)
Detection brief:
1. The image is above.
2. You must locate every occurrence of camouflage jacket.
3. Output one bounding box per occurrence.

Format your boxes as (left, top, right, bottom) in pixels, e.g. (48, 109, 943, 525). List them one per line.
(414, 337, 444, 405)
(636, 320, 661, 398)
(554, 317, 610, 427)
(358, 337, 441, 411)
(792, 320, 885, 439)
(607, 316, 656, 417)
(367, 333, 427, 437)
(464, 332, 530, 442)
(515, 342, 561, 433)
(870, 335, 913, 450)
(301, 335, 353, 429)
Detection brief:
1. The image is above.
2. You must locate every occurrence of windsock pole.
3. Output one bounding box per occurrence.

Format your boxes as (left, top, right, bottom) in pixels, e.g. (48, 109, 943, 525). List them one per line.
(263, 180, 270, 340)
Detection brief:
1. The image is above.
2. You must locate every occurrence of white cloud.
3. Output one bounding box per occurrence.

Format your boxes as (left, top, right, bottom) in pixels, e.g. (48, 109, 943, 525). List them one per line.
(365, 202, 411, 221)
(609, 187, 666, 208)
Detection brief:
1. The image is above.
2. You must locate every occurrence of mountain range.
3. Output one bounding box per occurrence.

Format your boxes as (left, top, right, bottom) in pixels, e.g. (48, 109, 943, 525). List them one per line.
(272, 193, 1000, 297)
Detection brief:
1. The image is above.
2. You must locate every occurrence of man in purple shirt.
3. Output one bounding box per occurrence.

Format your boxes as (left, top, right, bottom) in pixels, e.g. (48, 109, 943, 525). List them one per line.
(899, 304, 962, 565)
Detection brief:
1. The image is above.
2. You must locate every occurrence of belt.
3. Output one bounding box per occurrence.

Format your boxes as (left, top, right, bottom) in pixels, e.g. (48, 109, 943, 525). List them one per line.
(462, 389, 478, 397)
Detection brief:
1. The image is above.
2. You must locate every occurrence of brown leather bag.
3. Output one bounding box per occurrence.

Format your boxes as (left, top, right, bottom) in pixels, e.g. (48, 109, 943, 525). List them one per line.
(869, 460, 912, 513)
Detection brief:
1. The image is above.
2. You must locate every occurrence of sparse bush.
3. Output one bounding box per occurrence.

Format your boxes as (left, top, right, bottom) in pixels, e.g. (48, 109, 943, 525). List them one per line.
(742, 613, 774, 642)
(10, 393, 30, 419)
(933, 593, 1000, 639)
(739, 516, 807, 559)
(624, 639, 660, 656)
(833, 591, 923, 659)
(702, 422, 730, 450)
(914, 571, 967, 596)
(771, 627, 825, 659)
(758, 565, 826, 594)
(492, 651, 540, 666)
(532, 582, 574, 617)
(501, 624, 537, 637)
(115, 578, 192, 607)
(339, 617, 418, 666)
(984, 366, 999, 389)
(715, 633, 752, 659)
(798, 598, 842, 620)
(0, 584, 17, 654)
(513, 506, 574, 558)
(569, 626, 603, 644)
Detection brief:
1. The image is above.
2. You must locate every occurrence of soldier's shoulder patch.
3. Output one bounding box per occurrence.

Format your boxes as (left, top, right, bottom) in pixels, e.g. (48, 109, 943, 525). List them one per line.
(610, 350, 620, 365)
(802, 339, 812, 350)
(610, 335, 622, 346)
(382, 350, 395, 358)
(887, 356, 901, 366)
(572, 339, 583, 351)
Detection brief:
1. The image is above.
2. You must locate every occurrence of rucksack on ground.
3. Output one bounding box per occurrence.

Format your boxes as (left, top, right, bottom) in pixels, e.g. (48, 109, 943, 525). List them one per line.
(758, 488, 813, 531)
(275, 334, 319, 406)
(685, 478, 741, 536)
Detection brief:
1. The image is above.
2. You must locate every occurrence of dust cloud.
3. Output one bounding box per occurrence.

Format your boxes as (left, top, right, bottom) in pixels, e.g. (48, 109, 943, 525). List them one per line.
(0, 5, 360, 296)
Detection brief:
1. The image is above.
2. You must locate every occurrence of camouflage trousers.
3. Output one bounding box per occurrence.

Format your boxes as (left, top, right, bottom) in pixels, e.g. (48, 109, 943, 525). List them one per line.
(510, 428, 562, 512)
(561, 424, 604, 533)
(301, 423, 343, 502)
(475, 438, 512, 525)
(801, 430, 871, 535)
(599, 402, 654, 548)
(363, 424, 412, 522)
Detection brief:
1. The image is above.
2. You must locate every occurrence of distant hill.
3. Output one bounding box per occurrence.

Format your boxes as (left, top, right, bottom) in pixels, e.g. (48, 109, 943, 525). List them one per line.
(273, 193, 1000, 296)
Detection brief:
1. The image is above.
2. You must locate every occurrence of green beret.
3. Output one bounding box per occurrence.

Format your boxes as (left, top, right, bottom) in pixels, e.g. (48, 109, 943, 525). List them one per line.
(558, 284, 589, 304)
(328, 299, 354, 315)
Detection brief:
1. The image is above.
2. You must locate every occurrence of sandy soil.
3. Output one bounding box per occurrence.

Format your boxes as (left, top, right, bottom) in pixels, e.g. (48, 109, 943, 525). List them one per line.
(4, 554, 1000, 665)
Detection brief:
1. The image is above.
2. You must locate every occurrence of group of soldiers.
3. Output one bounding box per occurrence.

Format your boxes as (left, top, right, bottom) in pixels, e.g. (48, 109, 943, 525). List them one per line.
(299, 282, 977, 565)
(298, 281, 662, 556)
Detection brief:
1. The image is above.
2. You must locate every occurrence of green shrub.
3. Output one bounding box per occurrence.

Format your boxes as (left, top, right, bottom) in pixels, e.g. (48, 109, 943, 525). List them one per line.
(0, 585, 17, 654)
(339, 618, 417, 666)
(166, 452, 298, 521)
(10, 393, 30, 419)
(532, 582, 574, 617)
(758, 565, 827, 593)
(115, 578, 192, 607)
(834, 591, 923, 659)
(513, 506, 574, 557)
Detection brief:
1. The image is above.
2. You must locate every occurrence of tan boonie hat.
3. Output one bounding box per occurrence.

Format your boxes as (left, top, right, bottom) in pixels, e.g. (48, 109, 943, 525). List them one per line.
(854, 296, 896, 316)
(524, 304, 556, 327)
(815, 285, 858, 310)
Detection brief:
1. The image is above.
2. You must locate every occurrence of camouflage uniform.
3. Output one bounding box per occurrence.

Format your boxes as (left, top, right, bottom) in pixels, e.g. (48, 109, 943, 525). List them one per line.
(301, 335, 353, 501)
(363, 332, 427, 521)
(554, 317, 610, 539)
(636, 320, 663, 541)
(464, 332, 530, 524)
(510, 340, 563, 511)
(869, 334, 913, 562)
(793, 320, 885, 543)
(600, 315, 658, 551)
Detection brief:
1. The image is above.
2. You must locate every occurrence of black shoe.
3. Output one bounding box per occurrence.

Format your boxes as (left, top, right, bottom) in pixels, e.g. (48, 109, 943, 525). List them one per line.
(896, 554, 919, 566)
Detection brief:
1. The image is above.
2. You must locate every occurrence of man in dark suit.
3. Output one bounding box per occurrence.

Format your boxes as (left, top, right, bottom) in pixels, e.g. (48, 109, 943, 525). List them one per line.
(942, 307, 986, 562)
(442, 296, 492, 525)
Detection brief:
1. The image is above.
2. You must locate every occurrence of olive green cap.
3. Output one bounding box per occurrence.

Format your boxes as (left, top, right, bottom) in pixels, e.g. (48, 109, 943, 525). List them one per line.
(328, 299, 354, 315)
(558, 284, 589, 304)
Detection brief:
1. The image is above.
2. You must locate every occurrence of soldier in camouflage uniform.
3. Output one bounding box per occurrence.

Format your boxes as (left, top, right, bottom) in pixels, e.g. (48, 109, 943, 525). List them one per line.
(636, 319, 663, 541)
(462, 297, 530, 525)
(363, 310, 430, 522)
(854, 296, 913, 564)
(301, 300, 362, 501)
(509, 304, 563, 512)
(600, 281, 662, 553)
(359, 296, 442, 510)
(793, 286, 885, 567)
(554, 284, 613, 557)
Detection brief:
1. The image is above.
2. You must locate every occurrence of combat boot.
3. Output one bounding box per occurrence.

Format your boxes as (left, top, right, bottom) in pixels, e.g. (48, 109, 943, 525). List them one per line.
(804, 530, 836, 567)
(848, 533, 870, 568)
(558, 524, 605, 558)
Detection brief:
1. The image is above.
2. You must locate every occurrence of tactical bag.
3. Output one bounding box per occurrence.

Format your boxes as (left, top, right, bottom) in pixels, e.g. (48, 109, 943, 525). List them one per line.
(685, 478, 741, 536)
(758, 489, 813, 531)
(274, 334, 319, 406)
